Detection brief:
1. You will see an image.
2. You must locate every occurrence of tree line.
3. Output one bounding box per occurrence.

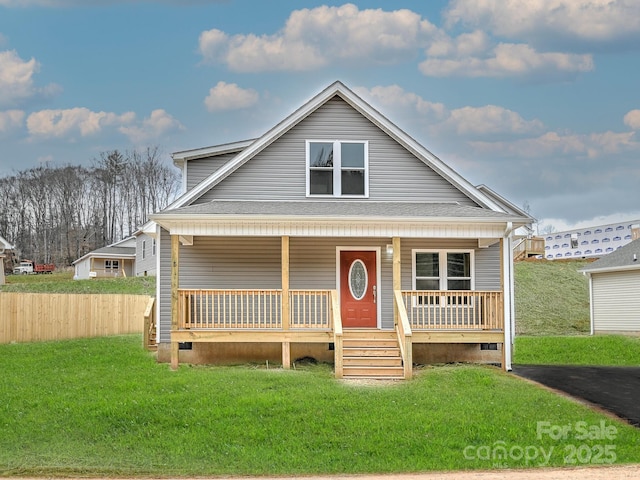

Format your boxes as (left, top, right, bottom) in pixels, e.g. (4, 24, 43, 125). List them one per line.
(0, 147, 180, 268)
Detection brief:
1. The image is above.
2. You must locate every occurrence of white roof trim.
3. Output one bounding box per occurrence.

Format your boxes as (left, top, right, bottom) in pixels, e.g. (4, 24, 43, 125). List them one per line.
(150, 218, 511, 239)
(171, 139, 255, 168)
(111, 236, 136, 247)
(165, 81, 505, 212)
(0, 234, 14, 251)
(581, 264, 640, 275)
(72, 251, 136, 265)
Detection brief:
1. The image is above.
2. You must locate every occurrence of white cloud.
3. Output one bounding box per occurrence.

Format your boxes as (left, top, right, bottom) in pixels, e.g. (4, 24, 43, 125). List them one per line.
(0, 109, 24, 132)
(356, 84, 543, 137)
(199, 4, 438, 72)
(426, 30, 491, 58)
(355, 84, 447, 121)
(624, 109, 640, 130)
(470, 130, 637, 159)
(0, 50, 38, 106)
(26, 106, 183, 144)
(444, 0, 640, 51)
(420, 42, 593, 79)
(442, 105, 544, 136)
(118, 109, 184, 144)
(26, 107, 134, 139)
(204, 81, 259, 112)
(0, 50, 61, 107)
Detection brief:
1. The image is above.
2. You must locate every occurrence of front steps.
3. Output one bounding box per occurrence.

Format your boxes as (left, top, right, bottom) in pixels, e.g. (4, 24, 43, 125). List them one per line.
(341, 329, 405, 380)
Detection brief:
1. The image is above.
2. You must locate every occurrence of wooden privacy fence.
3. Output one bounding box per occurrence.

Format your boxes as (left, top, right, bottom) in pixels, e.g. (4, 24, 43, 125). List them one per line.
(0, 292, 152, 343)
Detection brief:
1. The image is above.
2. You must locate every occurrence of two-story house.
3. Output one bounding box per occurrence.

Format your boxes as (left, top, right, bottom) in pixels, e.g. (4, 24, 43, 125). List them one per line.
(150, 81, 531, 379)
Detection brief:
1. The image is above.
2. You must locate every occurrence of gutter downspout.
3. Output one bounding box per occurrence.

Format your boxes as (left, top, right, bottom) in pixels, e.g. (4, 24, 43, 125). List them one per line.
(503, 222, 514, 371)
(583, 271, 595, 335)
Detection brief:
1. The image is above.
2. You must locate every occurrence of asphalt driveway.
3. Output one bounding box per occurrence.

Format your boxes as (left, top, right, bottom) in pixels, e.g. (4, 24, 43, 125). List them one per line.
(512, 366, 640, 427)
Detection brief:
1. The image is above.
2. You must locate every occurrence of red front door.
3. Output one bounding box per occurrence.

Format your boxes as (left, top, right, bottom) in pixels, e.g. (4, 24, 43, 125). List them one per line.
(340, 250, 377, 328)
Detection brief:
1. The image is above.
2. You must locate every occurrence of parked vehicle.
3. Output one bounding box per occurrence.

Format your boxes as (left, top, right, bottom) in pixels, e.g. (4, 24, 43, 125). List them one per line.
(13, 260, 55, 275)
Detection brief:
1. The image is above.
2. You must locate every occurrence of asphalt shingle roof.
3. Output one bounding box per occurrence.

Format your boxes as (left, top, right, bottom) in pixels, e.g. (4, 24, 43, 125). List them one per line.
(90, 246, 136, 257)
(158, 200, 525, 221)
(580, 238, 640, 272)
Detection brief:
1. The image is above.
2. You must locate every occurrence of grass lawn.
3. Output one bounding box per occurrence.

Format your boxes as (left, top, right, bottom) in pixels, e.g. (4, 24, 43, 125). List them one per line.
(515, 335, 640, 366)
(1, 335, 639, 477)
(0, 270, 154, 295)
(515, 259, 591, 336)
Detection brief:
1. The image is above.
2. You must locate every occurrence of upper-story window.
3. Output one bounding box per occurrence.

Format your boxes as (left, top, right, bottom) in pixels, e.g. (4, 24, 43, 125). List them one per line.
(306, 140, 368, 197)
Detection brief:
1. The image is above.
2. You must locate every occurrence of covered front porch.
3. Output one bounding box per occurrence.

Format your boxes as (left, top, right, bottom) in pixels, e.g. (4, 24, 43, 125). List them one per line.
(166, 234, 508, 379)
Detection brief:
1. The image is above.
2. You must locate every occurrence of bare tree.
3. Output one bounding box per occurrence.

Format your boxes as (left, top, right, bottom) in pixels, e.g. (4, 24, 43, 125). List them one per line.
(0, 146, 179, 267)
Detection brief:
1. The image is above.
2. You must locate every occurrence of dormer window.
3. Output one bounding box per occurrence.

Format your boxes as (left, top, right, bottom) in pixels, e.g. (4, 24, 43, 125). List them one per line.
(306, 140, 368, 197)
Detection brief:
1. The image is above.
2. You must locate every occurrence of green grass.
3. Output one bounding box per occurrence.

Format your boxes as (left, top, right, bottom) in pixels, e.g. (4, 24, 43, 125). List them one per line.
(1, 335, 639, 476)
(513, 259, 640, 365)
(1, 271, 154, 295)
(515, 335, 640, 366)
(515, 259, 591, 336)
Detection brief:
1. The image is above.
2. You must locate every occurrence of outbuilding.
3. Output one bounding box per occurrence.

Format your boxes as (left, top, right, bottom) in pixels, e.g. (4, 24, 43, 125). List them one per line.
(581, 237, 640, 334)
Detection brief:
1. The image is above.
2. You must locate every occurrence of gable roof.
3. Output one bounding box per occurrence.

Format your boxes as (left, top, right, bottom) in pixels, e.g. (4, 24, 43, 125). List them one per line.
(72, 237, 137, 265)
(172, 139, 256, 169)
(164, 81, 506, 213)
(0, 234, 14, 252)
(580, 238, 640, 274)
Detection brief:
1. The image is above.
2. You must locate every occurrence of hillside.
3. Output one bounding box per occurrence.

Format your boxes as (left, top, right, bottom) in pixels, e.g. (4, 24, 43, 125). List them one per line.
(0, 271, 155, 296)
(514, 259, 591, 336)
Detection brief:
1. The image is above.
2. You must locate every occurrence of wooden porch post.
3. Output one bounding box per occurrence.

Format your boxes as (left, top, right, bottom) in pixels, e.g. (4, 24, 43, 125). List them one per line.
(170, 234, 180, 370)
(281, 235, 291, 369)
(392, 236, 401, 326)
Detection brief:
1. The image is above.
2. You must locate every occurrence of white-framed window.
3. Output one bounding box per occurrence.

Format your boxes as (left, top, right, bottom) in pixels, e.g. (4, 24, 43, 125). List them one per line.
(412, 250, 474, 305)
(306, 140, 368, 197)
(142, 240, 146, 260)
(105, 260, 119, 271)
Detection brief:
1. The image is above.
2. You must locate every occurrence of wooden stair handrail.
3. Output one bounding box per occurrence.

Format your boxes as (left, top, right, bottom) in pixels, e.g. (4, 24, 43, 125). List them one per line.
(330, 290, 343, 379)
(394, 290, 413, 380)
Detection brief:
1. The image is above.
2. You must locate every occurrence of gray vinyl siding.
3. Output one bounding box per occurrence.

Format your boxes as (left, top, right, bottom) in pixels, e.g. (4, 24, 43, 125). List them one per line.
(194, 97, 477, 205)
(186, 153, 237, 191)
(400, 239, 501, 290)
(157, 235, 501, 341)
(135, 233, 156, 276)
(592, 270, 640, 331)
(159, 228, 172, 343)
(180, 236, 282, 290)
(291, 237, 394, 329)
(475, 244, 501, 290)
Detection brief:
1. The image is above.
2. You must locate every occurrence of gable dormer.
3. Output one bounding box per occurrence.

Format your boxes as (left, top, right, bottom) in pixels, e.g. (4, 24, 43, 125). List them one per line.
(165, 82, 505, 213)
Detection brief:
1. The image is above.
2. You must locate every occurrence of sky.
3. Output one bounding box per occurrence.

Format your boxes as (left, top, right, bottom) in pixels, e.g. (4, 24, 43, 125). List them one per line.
(1, 0, 639, 232)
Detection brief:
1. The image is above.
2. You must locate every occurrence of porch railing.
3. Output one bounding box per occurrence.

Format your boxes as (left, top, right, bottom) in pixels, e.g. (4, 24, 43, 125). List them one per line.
(178, 289, 333, 330)
(401, 290, 503, 330)
(290, 290, 332, 329)
(393, 290, 413, 379)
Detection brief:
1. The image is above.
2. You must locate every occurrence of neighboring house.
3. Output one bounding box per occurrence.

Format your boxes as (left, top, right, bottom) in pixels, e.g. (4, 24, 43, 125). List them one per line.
(0, 234, 14, 286)
(73, 236, 136, 280)
(580, 238, 640, 334)
(150, 81, 532, 379)
(134, 223, 158, 277)
(544, 221, 640, 260)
